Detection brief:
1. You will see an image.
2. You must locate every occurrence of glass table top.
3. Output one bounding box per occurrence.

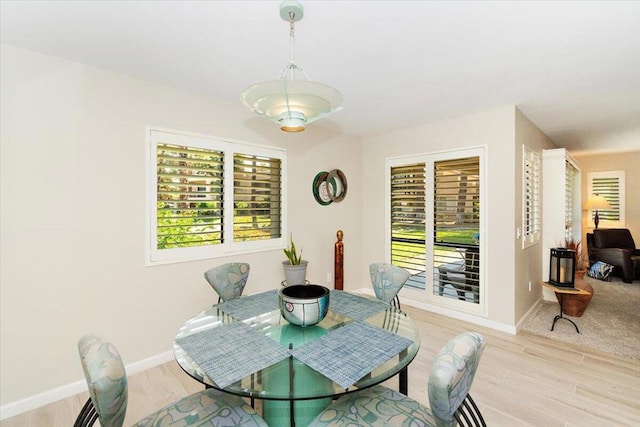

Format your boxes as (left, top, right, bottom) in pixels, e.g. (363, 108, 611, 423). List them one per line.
(173, 290, 421, 401)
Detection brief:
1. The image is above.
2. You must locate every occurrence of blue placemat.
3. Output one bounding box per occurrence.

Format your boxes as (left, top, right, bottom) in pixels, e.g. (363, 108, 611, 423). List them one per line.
(216, 289, 279, 320)
(175, 322, 289, 388)
(289, 321, 413, 388)
(329, 290, 389, 321)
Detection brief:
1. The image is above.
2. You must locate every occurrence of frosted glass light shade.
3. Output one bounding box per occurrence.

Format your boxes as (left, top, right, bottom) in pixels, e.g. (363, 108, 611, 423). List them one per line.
(242, 79, 343, 132)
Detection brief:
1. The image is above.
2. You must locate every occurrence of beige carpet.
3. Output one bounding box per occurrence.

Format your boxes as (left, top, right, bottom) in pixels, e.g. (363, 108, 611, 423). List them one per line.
(522, 275, 640, 359)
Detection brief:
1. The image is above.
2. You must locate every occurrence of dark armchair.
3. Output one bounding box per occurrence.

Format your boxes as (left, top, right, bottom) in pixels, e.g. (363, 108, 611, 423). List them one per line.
(586, 228, 640, 283)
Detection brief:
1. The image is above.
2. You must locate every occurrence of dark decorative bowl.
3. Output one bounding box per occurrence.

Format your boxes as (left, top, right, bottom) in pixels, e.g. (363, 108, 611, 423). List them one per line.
(279, 284, 330, 327)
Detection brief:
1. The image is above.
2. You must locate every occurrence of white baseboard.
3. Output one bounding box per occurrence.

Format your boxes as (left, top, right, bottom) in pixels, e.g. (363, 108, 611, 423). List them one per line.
(404, 298, 517, 335)
(515, 296, 543, 331)
(352, 287, 517, 335)
(0, 350, 174, 421)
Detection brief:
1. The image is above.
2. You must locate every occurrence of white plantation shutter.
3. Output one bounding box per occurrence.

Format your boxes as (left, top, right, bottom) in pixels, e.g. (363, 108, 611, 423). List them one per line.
(390, 163, 426, 276)
(156, 144, 224, 249)
(434, 157, 480, 242)
(565, 160, 577, 240)
(233, 153, 282, 242)
(433, 156, 481, 304)
(523, 147, 540, 248)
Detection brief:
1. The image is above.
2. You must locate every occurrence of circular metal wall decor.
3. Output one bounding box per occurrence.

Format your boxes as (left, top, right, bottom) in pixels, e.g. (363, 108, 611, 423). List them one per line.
(312, 171, 336, 205)
(313, 169, 348, 205)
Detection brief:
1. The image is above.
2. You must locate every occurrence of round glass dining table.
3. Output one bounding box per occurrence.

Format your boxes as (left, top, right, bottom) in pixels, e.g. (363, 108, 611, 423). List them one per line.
(173, 290, 421, 427)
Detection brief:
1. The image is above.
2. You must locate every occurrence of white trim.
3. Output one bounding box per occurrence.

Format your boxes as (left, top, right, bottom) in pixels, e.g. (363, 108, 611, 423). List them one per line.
(0, 350, 174, 421)
(515, 296, 543, 332)
(354, 287, 515, 334)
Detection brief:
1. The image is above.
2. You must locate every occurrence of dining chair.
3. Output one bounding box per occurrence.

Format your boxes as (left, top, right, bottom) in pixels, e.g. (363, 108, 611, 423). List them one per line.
(74, 334, 267, 427)
(204, 262, 256, 408)
(308, 332, 486, 427)
(369, 262, 411, 310)
(204, 262, 250, 303)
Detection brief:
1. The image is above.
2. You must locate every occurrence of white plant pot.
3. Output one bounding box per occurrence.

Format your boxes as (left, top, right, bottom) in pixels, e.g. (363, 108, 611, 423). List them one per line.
(283, 260, 308, 285)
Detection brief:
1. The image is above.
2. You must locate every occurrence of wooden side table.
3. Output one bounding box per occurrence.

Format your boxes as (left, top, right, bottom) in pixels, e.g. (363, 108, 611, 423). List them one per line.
(560, 277, 593, 317)
(538, 282, 591, 333)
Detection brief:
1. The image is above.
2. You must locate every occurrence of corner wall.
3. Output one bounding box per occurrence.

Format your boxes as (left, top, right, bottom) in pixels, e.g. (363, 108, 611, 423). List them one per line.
(514, 109, 557, 322)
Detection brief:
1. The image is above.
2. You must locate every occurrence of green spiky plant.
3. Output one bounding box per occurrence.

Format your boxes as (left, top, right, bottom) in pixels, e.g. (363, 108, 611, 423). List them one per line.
(283, 233, 303, 265)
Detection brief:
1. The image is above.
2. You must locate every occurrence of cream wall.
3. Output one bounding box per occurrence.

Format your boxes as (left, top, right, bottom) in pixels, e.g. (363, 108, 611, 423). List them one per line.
(574, 150, 640, 257)
(514, 110, 557, 321)
(0, 45, 364, 408)
(361, 106, 518, 327)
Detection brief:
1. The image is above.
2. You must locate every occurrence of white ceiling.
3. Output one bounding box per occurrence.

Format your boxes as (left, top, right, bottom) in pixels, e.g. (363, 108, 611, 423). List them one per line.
(1, 0, 639, 155)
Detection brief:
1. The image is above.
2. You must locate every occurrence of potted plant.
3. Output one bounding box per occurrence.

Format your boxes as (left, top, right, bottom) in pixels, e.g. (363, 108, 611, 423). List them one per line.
(283, 234, 308, 285)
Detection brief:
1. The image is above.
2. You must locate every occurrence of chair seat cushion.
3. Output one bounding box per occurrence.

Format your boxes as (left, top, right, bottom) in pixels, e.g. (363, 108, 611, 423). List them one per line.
(309, 385, 435, 426)
(133, 388, 267, 427)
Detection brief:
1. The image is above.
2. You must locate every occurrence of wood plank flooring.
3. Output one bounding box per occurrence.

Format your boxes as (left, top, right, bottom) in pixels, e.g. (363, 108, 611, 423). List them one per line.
(2, 306, 639, 426)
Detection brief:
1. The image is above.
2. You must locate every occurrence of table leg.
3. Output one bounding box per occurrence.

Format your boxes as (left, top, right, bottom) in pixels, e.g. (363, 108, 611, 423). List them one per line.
(551, 293, 580, 333)
(289, 353, 295, 427)
(399, 367, 408, 395)
(263, 346, 332, 427)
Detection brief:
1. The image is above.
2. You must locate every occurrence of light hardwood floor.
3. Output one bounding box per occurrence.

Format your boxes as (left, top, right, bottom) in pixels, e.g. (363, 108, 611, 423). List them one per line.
(3, 306, 639, 426)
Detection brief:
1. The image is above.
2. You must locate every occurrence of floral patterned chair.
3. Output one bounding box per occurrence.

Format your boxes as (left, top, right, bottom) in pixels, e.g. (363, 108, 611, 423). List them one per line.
(369, 263, 411, 309)
(204, 262, 250, 303)
(74, 334, 267, 427)
(308, 332, 486, 427)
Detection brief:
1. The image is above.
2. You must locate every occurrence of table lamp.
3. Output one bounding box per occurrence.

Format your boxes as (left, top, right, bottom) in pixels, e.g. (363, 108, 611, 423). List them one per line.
(584, 194, 611, 229)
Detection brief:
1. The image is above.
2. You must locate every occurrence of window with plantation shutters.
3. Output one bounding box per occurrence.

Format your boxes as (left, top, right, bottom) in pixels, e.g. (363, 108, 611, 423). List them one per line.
(386, 147, 485, 315)
(522, 147, 540, 248)
(588, 171, 625, 228)
(390, 163, 426, 288)
(148, 129, 285, 264)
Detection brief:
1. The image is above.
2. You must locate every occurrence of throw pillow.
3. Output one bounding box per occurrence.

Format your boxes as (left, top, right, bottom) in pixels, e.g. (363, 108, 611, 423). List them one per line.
(587, 261, 615, 281)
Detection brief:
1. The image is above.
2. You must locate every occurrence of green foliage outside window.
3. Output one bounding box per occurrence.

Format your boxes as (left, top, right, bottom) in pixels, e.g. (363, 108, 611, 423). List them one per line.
(157, 202, 222, 249)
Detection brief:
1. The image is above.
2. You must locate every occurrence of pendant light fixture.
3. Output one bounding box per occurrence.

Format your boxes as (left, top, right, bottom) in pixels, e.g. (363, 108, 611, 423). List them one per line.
(241, 1, 343, 132)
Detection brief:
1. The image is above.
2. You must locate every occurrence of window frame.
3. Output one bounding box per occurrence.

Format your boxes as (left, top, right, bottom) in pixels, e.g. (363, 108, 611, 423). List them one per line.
(146, 128, 286, 265)
(587, 170, 625, 228)
(385, 146, 486, 316)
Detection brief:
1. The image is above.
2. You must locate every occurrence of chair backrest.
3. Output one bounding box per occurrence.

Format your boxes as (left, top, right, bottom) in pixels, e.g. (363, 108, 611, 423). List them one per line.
(204, 262, 250, 302)
(428, 332, 486, 427)
(369, 263, 410, 305)
(77, 334, 128, 427)
(593, 228, 636, 250)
